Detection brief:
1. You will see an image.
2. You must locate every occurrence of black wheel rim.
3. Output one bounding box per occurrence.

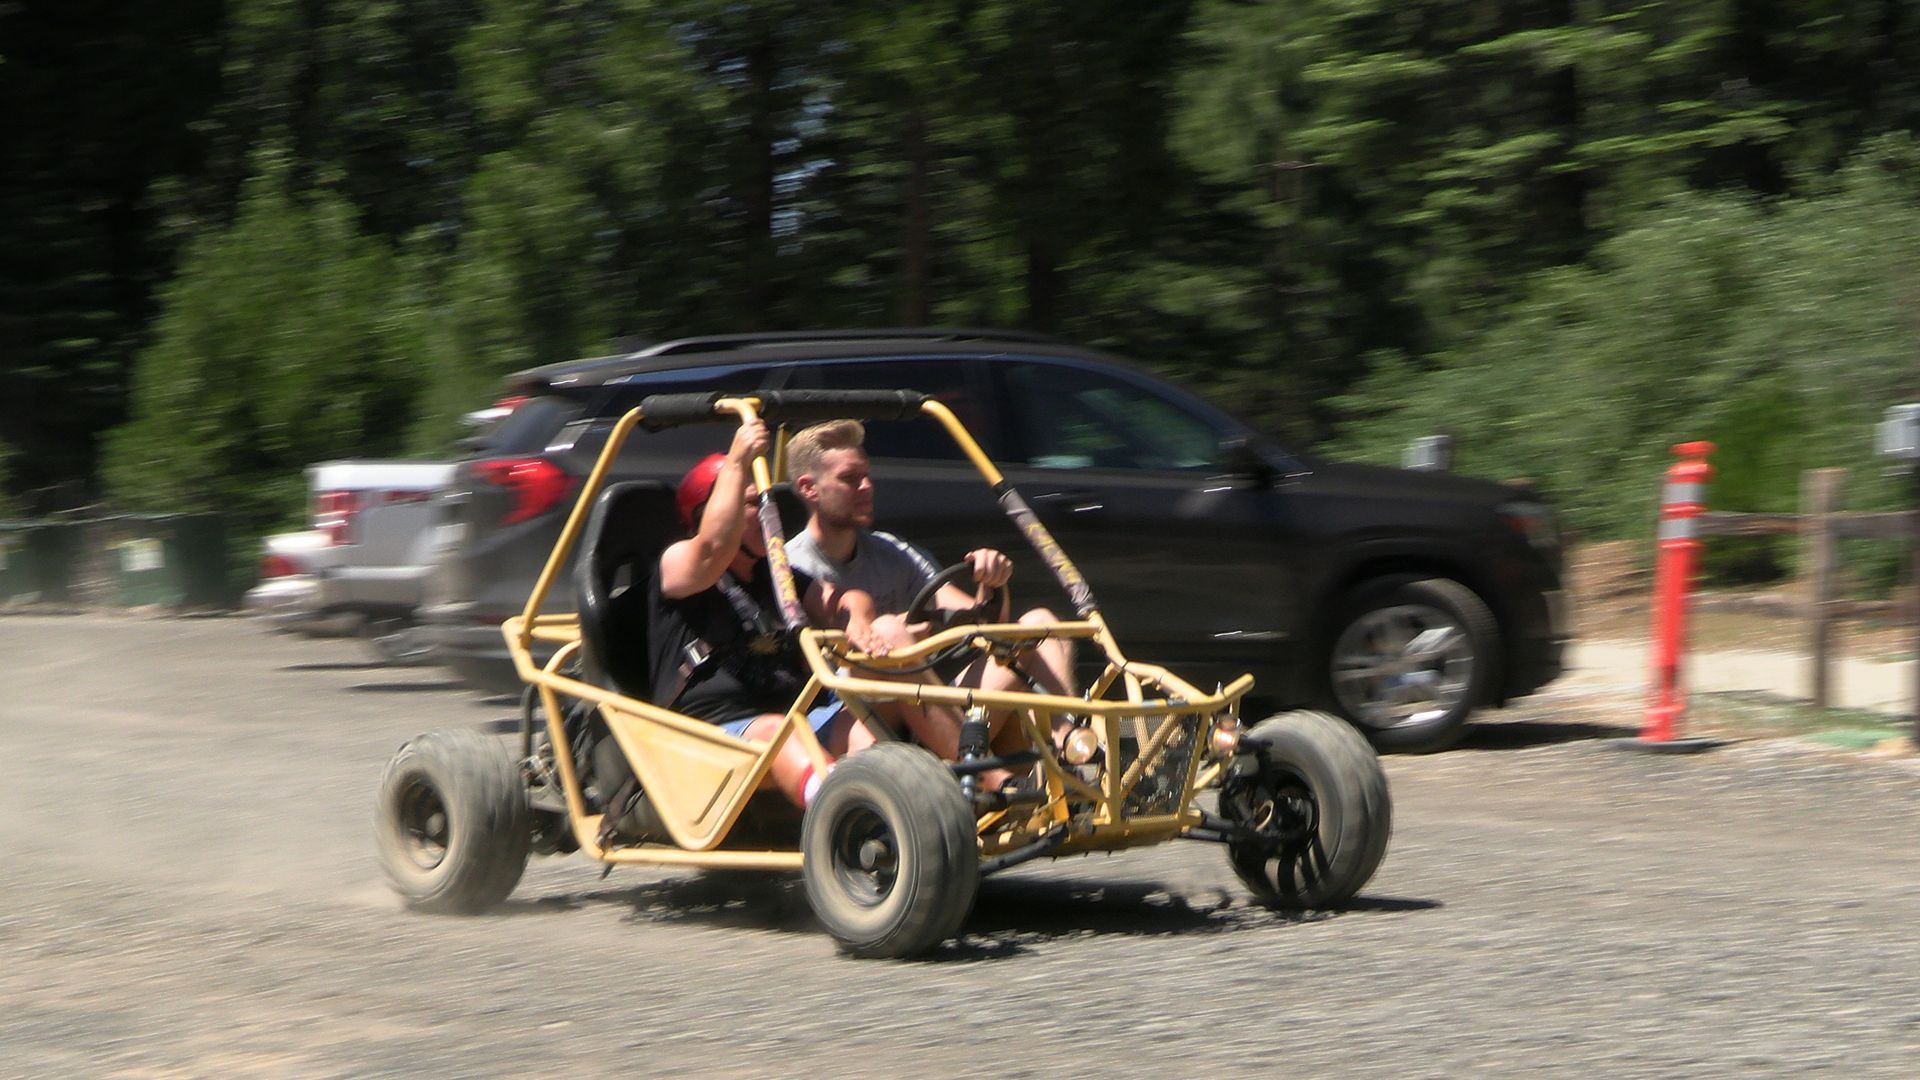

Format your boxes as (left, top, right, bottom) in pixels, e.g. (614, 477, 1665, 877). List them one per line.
(828, 802, 898, 908)
(1227, 764, 1328, 900)
(398, 777, 450, 871)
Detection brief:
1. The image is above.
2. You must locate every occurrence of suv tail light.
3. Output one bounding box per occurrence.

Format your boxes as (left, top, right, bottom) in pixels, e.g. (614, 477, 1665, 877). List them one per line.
(259, 554, 300, 579)
(474, 457, 572, 525)
(314, 490, 361, 546)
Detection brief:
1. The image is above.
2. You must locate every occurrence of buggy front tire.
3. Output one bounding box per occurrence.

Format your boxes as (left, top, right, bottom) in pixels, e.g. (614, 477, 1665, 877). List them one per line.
(1221, 710, 1391, 910)
(801, 744, 979, 959)
(376, 728, 532, 913)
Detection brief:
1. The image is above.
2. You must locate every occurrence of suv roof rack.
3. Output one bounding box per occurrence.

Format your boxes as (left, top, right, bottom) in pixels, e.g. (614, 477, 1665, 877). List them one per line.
(506, 327, 1065, 393)
(642, 327, 1058, 357)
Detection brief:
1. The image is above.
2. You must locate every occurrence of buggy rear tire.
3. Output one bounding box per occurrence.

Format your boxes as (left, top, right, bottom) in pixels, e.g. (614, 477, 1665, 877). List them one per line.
(1221, 710, 1391, 910)
(376, 728, 531, 913)
(801, 744, 979, 958)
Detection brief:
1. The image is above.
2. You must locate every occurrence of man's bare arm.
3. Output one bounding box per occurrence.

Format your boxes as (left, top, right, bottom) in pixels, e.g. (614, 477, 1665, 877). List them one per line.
(659, 420, 767, 599)
(809, 581, 886, 654)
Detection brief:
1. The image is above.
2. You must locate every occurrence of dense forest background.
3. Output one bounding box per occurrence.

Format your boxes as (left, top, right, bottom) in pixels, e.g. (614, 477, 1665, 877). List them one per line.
(3, 0, 1918, 575)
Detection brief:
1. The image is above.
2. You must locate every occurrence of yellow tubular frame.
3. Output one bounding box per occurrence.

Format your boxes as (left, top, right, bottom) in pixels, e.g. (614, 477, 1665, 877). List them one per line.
(501, 392, 1254, 869)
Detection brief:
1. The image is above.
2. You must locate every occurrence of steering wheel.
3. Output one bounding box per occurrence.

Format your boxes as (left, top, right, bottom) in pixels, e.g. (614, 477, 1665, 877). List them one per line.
(905, 561, 1009, 634)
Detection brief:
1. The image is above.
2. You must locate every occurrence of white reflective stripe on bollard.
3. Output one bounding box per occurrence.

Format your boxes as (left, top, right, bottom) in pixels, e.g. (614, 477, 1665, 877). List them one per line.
(1664, 481, 1706, 507)
(1658, 516, 1699, 541)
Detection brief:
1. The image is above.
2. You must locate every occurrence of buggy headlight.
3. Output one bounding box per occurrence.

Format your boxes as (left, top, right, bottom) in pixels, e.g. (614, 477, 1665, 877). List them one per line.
(1208, 699, 1241, 757)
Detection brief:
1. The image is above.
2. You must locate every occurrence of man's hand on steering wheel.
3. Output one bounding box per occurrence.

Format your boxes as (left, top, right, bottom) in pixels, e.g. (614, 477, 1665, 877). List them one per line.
(907, 558, 1011, 633)
(965, 548, 1013, 593)
(961, 549, 1014, 624)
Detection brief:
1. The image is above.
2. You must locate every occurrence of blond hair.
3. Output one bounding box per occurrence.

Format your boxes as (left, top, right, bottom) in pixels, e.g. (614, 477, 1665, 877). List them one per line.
(786, 419, 866, 481)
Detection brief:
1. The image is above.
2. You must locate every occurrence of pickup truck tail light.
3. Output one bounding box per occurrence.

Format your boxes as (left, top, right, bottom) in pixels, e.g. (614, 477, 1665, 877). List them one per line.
(259, 554, 301, 579)
(314, 490, 361, 546)
(474, 457, 571, 525)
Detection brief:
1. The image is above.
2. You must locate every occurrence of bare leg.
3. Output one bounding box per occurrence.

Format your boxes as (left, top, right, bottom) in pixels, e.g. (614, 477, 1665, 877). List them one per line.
(833, 708, 881, 755)
(961, 607, 1076, 752)
(857, 672, 1013, 791)
(853, 609, 1020, 789)
(961, 608, 1074, 696)
(855, 615, 970, 759)
(740, 713, 827, 807)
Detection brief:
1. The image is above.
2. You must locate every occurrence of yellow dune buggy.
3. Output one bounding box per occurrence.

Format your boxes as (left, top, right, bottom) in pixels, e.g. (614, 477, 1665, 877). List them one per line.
(375, 391, 1392, 957)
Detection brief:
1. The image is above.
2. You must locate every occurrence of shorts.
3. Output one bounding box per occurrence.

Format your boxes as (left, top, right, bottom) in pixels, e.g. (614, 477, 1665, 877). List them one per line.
(718, 692, 842, 738)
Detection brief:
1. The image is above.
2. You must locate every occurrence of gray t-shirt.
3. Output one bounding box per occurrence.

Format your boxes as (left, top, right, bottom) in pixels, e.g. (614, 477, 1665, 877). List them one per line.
(785, 529, 941, 614)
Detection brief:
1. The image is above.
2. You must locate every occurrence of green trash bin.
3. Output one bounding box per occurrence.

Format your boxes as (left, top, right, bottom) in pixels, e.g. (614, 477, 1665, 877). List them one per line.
(168, 512, 232, 607)
(112, 514, 231, 608)
(0, 521, 82, 603)
(0, 523, 34, 601)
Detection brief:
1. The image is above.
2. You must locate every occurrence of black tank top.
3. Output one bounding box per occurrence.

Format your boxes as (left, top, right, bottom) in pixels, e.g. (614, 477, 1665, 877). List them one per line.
(645, 560, 814, 725)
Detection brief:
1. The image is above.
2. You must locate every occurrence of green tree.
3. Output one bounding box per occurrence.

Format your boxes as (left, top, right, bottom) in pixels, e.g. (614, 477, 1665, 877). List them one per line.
(0, 0, 224, 511)
(401, 0, 712, 443)
(105, 173, 424, 532)
(182, 0, 486, 242)
(1334, 138, 1920, 566)
(1155, 0, 1920, 442)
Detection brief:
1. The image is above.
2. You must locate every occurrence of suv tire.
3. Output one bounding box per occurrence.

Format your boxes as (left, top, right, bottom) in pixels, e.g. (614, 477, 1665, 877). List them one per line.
(1324, 576, 1497, 753)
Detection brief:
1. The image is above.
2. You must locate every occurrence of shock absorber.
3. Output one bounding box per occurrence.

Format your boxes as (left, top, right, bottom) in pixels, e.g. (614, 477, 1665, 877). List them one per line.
(957, 705, 992, 802)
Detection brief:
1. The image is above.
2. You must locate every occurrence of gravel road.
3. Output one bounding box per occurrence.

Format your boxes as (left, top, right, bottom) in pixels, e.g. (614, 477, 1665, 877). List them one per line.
(4, 613, 1918, 1078)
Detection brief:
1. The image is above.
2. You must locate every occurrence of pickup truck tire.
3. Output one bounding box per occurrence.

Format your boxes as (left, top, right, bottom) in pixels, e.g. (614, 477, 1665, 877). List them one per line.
(1324, 576, 1497, 753)
(376, 728, 531, 913)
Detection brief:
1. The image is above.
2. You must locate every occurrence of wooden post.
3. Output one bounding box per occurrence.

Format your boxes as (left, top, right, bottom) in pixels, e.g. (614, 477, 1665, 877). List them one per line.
(1801, 468, 1845, 709)
(1909, 505, 1920, 742)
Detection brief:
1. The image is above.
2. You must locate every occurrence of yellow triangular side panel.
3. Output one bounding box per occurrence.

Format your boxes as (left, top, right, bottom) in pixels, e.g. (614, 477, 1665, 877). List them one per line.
(600, 701, 776, 851)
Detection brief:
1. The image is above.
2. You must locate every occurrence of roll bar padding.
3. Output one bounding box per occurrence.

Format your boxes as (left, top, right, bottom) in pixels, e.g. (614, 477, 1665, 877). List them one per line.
(639, 389, 930, 431)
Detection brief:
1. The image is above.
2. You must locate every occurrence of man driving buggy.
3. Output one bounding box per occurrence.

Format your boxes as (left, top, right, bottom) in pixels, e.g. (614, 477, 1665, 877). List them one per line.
(782, 419, 1076, 754)
(650, 418, 968, 808)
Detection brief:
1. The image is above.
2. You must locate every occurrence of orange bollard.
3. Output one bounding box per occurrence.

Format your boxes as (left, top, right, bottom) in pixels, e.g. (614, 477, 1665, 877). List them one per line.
(1624, 441, 1725, 753)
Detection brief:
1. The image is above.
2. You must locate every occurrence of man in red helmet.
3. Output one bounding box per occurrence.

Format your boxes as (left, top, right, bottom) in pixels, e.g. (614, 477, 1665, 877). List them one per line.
(647, 419, 956, 807)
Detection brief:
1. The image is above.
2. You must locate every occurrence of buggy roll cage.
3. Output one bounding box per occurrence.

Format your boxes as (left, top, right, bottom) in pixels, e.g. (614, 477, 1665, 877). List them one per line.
(502, 390, 1252, 870)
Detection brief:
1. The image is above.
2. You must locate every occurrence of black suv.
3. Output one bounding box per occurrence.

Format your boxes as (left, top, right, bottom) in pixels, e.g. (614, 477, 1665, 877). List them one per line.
(420, 329, 1566, 751)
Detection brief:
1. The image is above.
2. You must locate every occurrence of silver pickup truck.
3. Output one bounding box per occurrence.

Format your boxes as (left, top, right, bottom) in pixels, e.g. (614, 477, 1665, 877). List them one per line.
(244, 459, 453, 662)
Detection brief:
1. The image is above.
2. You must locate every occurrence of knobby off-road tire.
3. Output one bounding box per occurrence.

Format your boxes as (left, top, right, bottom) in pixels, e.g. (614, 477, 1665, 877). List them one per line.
(1221, 710, 1392, 910)
(376, 728, 532, 913)
(801, 744, 979, 959)
(1326, 575, 1498, 753)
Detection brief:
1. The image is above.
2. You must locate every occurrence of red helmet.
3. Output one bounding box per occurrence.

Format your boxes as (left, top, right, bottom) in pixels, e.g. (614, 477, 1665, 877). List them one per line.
(675, 453, 727, 532)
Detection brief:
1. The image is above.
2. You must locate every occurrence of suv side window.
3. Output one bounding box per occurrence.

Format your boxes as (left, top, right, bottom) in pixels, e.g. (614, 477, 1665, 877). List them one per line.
(1002, 361, 1224, 470)
(793, 358, 985, 461)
